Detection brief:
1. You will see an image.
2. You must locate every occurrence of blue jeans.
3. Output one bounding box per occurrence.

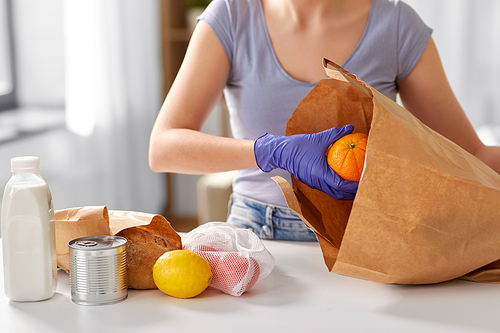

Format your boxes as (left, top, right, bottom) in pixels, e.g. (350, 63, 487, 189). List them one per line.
(226, 193, 318, 242)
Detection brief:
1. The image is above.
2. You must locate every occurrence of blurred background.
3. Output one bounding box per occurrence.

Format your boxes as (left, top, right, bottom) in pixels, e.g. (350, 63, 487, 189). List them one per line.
(0, 0, 499, 231)
(0, 0, 167, 219)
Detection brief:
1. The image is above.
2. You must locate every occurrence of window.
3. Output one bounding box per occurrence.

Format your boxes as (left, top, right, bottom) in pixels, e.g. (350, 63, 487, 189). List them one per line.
(0, 0, 66, 143)
(0, 0, 16, 111)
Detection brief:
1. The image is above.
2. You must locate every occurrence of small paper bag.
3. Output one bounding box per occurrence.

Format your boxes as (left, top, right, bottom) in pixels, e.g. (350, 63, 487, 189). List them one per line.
(54, 206, 181, 273)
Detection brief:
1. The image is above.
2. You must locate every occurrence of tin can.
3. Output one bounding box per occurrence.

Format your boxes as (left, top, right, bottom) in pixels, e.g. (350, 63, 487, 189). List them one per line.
(68, 235, 128, 305)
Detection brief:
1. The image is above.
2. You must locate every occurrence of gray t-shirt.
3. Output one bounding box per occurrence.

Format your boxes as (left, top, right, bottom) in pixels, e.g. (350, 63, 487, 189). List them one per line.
(198, 0, 432, 207)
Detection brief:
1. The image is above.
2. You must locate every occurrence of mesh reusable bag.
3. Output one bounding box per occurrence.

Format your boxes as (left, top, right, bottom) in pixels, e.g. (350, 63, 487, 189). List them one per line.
(183, 222, 275, 296)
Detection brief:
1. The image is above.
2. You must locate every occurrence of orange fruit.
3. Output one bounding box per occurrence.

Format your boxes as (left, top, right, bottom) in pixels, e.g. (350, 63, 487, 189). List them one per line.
(327, 133, 368, 182)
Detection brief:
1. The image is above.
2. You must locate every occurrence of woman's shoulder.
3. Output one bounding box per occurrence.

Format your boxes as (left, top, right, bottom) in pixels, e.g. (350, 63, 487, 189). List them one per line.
(372, 0, 424, 21)
(200, 0, 263, 32)
(201, 0, 262, 25)
(204, 0, 260, 13)
(369, 0, 430, 36)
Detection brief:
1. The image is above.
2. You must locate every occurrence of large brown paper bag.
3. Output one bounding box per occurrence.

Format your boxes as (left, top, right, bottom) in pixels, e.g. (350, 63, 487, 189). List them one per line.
(274, 58, 500, 284)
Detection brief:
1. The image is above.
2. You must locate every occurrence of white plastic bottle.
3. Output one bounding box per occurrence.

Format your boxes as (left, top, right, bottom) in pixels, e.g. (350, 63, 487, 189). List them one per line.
(1, 156, 57, 301)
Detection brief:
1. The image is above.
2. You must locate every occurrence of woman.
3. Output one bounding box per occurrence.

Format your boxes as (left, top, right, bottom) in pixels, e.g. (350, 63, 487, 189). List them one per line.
(149, 0, 500, 241)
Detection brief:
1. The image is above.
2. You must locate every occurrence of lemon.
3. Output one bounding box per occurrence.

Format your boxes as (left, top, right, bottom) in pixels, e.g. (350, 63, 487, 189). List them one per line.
(153, 250, 212, 299)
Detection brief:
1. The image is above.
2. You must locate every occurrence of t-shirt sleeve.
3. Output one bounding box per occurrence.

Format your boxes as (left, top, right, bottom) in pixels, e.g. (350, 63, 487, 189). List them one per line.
(396, 1, 433, 81)
(197, 0, 234, 64)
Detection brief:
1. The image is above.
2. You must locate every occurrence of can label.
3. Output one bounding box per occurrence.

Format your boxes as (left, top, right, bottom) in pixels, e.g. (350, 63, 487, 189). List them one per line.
(69, 235, 127, 305)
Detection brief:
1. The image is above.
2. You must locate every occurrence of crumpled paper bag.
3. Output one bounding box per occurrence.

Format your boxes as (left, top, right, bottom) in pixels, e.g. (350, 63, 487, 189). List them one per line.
(54, 206, 181, 273)
(273, 58, 500, 284)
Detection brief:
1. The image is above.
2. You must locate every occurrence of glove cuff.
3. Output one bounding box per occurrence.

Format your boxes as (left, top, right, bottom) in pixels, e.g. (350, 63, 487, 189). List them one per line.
(254, 133, 281, 172)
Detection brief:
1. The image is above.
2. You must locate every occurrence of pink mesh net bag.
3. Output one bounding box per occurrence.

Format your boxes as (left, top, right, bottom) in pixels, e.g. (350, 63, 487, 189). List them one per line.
(183, 222, 275, 296)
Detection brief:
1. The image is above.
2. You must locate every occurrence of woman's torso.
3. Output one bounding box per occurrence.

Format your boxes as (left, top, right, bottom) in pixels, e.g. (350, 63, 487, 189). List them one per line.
(198, 0, 432, 207)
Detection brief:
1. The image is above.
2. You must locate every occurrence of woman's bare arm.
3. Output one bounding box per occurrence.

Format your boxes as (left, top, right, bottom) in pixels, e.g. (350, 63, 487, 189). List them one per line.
(398, 38, 500, 174)
(149, 21, 257, 174)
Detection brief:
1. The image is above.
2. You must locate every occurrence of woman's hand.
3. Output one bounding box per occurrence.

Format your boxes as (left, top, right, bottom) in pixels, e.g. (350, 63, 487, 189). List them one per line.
(254, 125, 359, 200)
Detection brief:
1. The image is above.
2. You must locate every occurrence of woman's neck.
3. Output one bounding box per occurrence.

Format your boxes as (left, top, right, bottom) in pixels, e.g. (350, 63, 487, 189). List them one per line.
(265, 0, 370, 27)
(261, 0, 372, 83)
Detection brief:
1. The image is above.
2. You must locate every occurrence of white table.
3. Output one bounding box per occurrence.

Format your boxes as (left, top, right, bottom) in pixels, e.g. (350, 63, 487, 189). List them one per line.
(1, 237, 500, 333)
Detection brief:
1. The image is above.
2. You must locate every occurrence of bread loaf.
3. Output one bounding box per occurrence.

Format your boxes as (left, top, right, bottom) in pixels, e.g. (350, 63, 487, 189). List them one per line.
(116, 227, 181, 289)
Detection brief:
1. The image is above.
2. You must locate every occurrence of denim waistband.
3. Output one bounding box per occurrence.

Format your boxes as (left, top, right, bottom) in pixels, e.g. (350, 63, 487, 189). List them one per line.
(226, 193, 317, 242)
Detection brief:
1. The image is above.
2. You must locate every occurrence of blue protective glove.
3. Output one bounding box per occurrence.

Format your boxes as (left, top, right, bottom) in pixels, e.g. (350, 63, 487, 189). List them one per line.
(254, 125, 359, 200)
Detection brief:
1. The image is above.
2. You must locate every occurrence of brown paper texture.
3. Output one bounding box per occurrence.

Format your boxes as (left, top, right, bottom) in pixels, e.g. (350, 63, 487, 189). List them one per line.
(55, 206, 181, 273)
(274, 58, 500, 284)
(55, 206, 111, 273)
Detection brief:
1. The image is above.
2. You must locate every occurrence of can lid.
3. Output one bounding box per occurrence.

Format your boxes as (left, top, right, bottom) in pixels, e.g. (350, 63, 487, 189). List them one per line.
(11, 156, 40, 172)
(68, 235, 127, 250)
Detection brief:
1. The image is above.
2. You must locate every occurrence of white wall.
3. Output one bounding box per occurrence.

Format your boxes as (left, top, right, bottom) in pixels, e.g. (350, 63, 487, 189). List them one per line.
(12, 0, 65, 108)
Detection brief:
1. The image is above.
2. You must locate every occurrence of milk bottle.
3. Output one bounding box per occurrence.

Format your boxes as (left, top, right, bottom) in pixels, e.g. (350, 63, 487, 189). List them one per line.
(1, 156, 57, 301)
